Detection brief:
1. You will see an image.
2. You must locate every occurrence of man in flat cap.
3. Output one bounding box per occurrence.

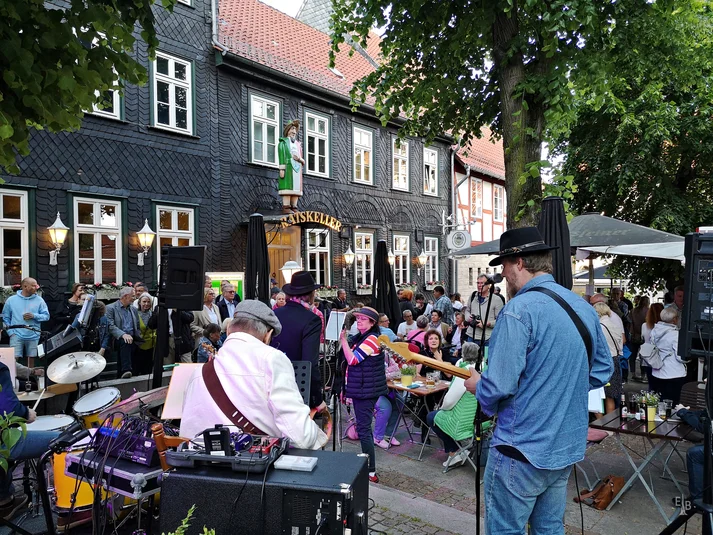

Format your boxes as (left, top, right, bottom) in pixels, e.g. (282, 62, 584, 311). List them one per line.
(180, 300, 328, 449)
(464, 227, 612, 535)
(278, 120, 305, 211)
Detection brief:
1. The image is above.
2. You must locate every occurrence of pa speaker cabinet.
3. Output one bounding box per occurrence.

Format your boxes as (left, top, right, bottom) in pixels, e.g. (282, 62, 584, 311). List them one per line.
(159, 245, 206, 311)
(159, 450, 368, 535)
(680, 233, 713, 361)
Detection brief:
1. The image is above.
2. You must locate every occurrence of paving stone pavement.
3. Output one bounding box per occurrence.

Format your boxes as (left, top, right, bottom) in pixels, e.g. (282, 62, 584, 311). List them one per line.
(369, 506, 460, 535)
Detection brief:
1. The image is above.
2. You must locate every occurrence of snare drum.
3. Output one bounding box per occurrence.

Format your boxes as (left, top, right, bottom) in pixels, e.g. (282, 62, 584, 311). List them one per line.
(73, 387, 121, 428)
(25, 414, 76, 433)
(53, 431, 106, 511)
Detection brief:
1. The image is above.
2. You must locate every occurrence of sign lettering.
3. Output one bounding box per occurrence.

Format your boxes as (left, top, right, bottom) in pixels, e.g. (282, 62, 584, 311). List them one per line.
(279, 211, 342, 232)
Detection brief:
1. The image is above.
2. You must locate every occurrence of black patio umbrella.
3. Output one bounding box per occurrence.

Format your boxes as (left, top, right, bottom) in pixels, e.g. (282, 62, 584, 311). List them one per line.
(372, 240, 401, 324)
(245, 213, 270, 305)
(537, 197, 572, 289)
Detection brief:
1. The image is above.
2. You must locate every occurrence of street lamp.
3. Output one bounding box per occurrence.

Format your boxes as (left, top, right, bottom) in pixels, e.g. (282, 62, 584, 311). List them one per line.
(280, 260, 302, 284)
(136, 219, 156, 267)
(48, 212, 69, 266)
(342, 247, 355, 277)
(387, 249, 395, 266)
(416, 250, 428, 277)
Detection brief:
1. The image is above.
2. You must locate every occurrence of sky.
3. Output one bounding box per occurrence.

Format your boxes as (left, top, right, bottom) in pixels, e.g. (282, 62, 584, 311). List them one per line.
(260, 0, 300, 17)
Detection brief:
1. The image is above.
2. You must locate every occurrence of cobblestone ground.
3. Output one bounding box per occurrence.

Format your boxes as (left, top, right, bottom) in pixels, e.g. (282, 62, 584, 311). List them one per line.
(369, 506, 460, 535)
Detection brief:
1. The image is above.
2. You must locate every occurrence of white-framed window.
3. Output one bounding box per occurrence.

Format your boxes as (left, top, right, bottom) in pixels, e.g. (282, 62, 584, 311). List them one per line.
(392, 138, 409, 191)
(156, 206, 195, 266)
(92, 87, 121, 120)
(152, 52, 193, 135)
(353, 126, 373, 185)
(0, 190, 28, 286)
(305, 111, 330, 177)
(250, 94, 280, 166)
(393, 234, 410, 285)
(176, 0, 191, 5)
(74, 197, 122, 284)
(424, 237, 438, 283)
(306, 229, 330, 285)
(493, 184, 505, 222)
(354, 231, 373, 286)
(471, 178, 483, 219)
(424, 148, 438, 196)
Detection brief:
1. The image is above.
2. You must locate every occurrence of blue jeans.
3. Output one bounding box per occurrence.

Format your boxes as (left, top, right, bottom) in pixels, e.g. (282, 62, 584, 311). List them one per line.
(0, 430, 60, 501)
(426, 410, 459, 453)
(484, 450, 572, 534)
(117, 339, 136, 375)
(687, 444, 704, 500)
(352, 398, 377, 472)
(9, 335, 38, 359)
(374, 394, 401, 441)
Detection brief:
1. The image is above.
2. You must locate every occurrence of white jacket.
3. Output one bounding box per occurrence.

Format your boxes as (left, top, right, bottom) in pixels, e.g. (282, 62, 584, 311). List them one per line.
(650, 321, 686, 380)
(179, 331, 328, 449)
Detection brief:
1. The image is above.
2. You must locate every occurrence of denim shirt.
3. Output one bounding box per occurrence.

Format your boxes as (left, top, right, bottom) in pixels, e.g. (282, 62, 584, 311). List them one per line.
(476, 274, 613, 470)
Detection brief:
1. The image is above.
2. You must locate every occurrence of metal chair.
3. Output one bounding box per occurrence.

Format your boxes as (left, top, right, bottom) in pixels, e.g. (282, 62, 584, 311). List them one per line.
(660, 381, 705, 479)
(576, 428, 610, 490)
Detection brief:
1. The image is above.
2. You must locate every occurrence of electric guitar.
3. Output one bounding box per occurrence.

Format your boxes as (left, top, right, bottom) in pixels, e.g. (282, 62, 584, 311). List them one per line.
(378, 335, 472, 380)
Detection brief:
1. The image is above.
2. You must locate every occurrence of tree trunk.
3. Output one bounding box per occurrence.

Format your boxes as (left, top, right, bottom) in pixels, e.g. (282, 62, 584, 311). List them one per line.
(492, 3, 544, 229)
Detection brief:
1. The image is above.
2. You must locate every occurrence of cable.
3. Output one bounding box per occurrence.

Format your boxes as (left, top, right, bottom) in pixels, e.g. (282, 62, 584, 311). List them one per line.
(572, 464, 584, 535)
(227, 450, 255, 528)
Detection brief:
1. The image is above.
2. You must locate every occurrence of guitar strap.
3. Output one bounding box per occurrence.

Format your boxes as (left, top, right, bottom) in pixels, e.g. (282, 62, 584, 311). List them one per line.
(527, 286, 593, 371)
(201, 359, 267, 435)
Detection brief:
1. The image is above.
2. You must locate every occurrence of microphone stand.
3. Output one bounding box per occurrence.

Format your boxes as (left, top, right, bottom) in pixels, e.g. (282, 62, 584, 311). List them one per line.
(473, 282, 497, 535)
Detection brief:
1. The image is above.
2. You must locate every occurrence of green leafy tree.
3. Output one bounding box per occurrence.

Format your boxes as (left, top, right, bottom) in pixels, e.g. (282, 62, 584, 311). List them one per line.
(553, 4, 713, 290)
(0, 0, 175, 174)
(329, 0, 701, 227)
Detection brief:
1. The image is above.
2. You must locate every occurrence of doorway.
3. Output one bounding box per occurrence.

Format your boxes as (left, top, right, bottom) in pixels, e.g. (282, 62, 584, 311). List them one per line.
(266, 225, 301, 287)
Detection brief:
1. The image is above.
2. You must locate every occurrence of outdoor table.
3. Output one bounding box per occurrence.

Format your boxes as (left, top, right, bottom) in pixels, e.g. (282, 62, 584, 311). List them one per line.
(589, 411, 696, 523)
(387, 377, 450, 460)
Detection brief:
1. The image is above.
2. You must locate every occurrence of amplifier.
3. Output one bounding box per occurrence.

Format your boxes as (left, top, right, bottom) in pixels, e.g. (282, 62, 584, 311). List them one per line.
(159, 450, 368, 535)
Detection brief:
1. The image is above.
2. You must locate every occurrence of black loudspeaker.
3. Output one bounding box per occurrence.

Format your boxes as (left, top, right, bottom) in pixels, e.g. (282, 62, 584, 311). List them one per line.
(679, 233, 713, 361)
(159, 450, 368, 535)
(159, 245, 206, 311)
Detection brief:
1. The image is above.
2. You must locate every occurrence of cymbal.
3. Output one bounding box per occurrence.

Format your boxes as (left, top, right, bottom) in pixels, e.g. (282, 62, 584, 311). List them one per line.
(17, 390, 56, 402)
(98, 386, 168, 421)
(47, 352, 106, 384)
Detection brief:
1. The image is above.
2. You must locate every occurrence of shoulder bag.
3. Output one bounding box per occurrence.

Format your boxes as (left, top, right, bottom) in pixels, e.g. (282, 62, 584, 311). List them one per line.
(201, 359, 267, 435)
(601, 323, 626, 370)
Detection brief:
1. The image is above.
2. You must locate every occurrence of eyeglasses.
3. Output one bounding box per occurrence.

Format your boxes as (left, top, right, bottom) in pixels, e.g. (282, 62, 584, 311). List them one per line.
(225, 290, 235, 293)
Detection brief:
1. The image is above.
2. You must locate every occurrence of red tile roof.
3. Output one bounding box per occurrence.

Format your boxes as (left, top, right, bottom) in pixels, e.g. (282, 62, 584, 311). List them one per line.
(456, 127, 505, 180)
(218, 0, 378, 98)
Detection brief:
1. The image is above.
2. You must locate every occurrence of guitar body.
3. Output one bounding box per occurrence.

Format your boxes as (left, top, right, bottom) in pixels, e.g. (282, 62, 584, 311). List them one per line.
(378, 335, 472, 380)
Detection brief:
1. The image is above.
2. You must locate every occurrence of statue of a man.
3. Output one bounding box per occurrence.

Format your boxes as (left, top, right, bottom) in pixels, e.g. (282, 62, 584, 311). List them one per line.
(278, 120, 305, 211)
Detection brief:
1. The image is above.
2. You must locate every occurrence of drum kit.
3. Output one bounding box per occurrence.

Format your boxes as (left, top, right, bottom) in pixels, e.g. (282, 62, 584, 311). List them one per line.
(22, 351, 132, 519)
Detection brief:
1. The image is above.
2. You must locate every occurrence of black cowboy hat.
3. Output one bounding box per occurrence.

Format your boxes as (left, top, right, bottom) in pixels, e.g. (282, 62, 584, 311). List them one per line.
(489, 227, 557, 266)
(282, 270, 321, 295)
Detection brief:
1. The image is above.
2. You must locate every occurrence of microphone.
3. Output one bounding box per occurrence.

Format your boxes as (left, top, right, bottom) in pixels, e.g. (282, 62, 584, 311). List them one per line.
(483, 273, 503, 286)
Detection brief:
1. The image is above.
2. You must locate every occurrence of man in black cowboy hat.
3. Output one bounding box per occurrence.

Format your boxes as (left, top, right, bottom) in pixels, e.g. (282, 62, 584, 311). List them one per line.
(271, 271, 326, 411)
(464, 227, 613, 534)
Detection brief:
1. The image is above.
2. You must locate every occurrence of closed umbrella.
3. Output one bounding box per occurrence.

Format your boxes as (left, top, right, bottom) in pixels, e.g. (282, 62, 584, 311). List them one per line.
(537, 197, 572, 289)
(372, 240, 401, 324)
(245, 213, 270, 305)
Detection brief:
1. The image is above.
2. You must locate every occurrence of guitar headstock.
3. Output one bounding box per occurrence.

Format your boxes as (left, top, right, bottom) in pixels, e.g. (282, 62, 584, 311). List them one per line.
(378, 335, 417, 365)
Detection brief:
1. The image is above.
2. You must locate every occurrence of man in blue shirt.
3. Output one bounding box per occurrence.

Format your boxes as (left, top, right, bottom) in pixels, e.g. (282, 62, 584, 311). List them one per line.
(432, 285, 454, 325)
(465, 227, 613, 535)
(2, 278, 50, 363)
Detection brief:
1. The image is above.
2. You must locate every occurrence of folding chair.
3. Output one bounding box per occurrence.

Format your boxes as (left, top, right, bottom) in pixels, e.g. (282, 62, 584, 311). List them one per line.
(660, 381, 705, 479)
(442, 416, 493, 475)
(575, 428, 610, 490)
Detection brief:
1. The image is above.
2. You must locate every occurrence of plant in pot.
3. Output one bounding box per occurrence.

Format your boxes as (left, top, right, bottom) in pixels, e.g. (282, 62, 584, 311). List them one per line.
(400, 365, 417, 387)
(639, 391, 660, 422)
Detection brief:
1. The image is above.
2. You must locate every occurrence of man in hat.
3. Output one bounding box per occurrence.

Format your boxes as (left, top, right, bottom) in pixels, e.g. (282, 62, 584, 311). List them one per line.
(180, 300, 328, 449)
(464, 227, 613, 534)
(271, 271, 326, 411)
(278, 120, 305, 210)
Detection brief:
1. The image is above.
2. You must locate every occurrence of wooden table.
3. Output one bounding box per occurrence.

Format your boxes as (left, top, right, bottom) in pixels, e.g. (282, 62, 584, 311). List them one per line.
(387, 377, 450, 459)
(589, 411, 697, 523)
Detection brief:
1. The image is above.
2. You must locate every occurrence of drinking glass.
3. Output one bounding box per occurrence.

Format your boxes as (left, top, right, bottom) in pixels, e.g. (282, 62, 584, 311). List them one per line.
(658, 402, 667, 418)
(664, 399, 673, 418)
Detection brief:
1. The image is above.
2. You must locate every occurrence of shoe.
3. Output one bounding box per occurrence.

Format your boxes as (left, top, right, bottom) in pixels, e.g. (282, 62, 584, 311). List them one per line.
(387, 436, 401, 446)
(375, 439, 391, 450)
(57, 510, 93, 532)
(443, 451, 468, 468)
(0, 495, 28, 521)
(368, 473, 379, 483)
(121, 371, 132, 379)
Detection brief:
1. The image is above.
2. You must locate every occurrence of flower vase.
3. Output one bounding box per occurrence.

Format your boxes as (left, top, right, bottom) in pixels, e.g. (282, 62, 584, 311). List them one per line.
(646, 406, 657, 422)
(401, 375, 414, 387)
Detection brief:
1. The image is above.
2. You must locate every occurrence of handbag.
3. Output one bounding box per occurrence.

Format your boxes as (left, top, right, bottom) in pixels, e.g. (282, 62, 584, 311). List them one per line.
(601, 324, 625, 370)
(639, 341, 665, 370)
(574, 475, 625, 510)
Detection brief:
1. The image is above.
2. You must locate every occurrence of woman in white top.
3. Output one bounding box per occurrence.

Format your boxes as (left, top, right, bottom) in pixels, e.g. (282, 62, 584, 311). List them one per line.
(649, 307, 686, 405)
(594, 302, 624, 414)
(190, 288, 221, 346)
(640, 302, 664, 389)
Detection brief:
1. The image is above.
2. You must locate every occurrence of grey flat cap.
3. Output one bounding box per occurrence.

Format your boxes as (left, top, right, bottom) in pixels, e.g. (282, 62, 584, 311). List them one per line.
(233, 299, 282, 336)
